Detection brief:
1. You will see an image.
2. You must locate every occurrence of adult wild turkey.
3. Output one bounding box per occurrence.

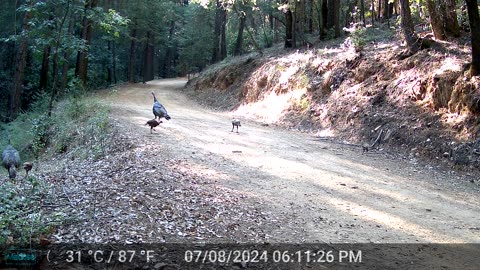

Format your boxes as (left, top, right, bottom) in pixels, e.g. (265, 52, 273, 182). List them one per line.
(151, 92, 171, 121)
(145, 119, 162, 133)
(2, 144, 21, 179)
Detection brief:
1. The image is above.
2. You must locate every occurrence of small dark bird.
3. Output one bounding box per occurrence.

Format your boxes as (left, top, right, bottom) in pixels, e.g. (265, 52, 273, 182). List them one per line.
(151, 92, 171, 121)
(2, 144, 21, 179)
(23, 162, 33, 177)
(145, 119, 162, 133)
(231, 119, 241, 133)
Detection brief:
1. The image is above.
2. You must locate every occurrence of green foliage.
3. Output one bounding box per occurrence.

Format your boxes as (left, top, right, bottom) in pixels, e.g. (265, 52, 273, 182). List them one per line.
(350, 27, 366, 52)
(85, 106, 110, 160)
(297, 72, 310, 90)
(50, 95, 111, 159)
(0, 177, 60, 246)
(29, 114, 50, 157)
(294, 94, 311, 112)
(99, 9, 130, 38)
(178, 3, 215, 71)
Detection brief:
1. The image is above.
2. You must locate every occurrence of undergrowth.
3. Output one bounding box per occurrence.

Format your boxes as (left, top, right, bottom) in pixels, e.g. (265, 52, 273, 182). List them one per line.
(0, 177, 62, 246)
(0, 90, 111, 246)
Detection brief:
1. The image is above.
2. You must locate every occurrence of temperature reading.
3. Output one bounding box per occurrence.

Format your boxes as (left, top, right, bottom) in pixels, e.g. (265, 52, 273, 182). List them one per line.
(66, 250, 82, 263)
(62, 249, 155, 264)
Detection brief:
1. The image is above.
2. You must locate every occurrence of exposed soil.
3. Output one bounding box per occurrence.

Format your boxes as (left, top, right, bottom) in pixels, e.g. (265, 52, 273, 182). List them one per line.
(185, 31, 480, 171)
(13, 79, 478, 269)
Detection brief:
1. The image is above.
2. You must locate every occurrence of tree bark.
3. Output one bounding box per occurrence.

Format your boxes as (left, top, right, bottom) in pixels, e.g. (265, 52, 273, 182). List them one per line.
(142, 31, 154, 83)
(295, 0, 305, 45)
(212, 0, 227, 63)
(128, 26, 137, 83)
(442, 0, 460, 37)
(39, 45, 51, 90)
(320, 0, 328, 38)
(382, 0, 389, 18)
(333, 0, 340, 37)
(399, 0, 419, 53)
(234, 14, 246, 55)
(465, 0, 480, 75)
(162, 21, 176, 78)
(360, 0, 366, 26)
(8, 0, 33, 121)
(327, 0, 334, 29)
(60, 14, 76, 96)
(371, 0, 375, 26)
(425, 0, 446, 40)
(48, 0, 71, 117)
(308, 0, 314, 33)
(75, 0, 98, 86)
(378, 0, 382, 20)
(112, 40, 117, 84)
(284, 1, 294, 48)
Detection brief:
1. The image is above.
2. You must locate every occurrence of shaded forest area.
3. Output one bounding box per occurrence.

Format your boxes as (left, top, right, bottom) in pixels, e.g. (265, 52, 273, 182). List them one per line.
(1, 0, 479, 123)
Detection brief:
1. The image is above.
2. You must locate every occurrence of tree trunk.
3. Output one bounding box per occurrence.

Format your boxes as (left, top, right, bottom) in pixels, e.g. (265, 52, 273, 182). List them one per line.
(75, 0, 98, 86)
(383, 0, 389, 18)
(142, 31, 154, 83)
(371, 0, 375, 26)
(399, 0, 419, 53)
(360, 0, 366, 25)
(212, 0, 227, 63)
(39, 45, 51, 90)
(465, 0, 480, 75)
(128, 26, 137, 83)
(333, 0, 340, 37)
(234, 15, 246, 55)
(295, 0, 305, 45)
(308, 0, 314, 33)
(320, 0, 328, 39)
(327, 0, 334, 29)
(162, 21, 176, 78)
(378, 0, 382, 20)
(426, 0, 446, 40)
(8, 0, 33, 121)
(60, 14, 76, 97)
(442, 0, 460, 37)
(112, 40, 117, 84)
(48, 0, 71, 117)
(107, 41, 113, 85)
(284, 1, 294, 48)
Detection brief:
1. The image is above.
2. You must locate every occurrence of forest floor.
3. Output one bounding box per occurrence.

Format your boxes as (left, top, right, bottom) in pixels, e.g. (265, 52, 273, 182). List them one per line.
(30, 79, 479, 269)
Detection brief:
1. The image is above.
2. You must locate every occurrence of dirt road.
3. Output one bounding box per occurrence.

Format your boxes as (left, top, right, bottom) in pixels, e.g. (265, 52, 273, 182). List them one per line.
(106, 78, 479, 244)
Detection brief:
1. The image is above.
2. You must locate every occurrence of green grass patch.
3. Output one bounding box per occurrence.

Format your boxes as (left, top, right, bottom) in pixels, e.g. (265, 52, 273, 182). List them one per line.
(0, 91, 111, 246)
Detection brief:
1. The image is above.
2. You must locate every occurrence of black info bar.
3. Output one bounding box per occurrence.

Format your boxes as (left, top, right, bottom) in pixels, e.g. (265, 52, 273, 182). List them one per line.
(1, 243, 479, 269)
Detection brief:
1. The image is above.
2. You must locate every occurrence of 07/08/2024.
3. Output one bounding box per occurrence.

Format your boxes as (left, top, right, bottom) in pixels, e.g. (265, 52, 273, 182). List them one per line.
(184, 249, 362, 264)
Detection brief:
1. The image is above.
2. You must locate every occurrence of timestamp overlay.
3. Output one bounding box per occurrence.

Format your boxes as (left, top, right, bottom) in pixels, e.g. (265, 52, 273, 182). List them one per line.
(1, 243, 479, 269)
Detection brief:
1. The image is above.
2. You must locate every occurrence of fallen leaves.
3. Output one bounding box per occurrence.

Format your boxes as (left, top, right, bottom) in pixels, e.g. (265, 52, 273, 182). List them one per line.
(38, 126, 280, 244)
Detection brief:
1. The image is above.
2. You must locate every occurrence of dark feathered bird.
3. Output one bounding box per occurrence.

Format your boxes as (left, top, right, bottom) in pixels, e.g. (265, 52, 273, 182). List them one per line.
(2, 144, 21, 179)
(23, 162, 33, 177)
(231, 119, 241, 133)
(151, 92, 171, 121)
(145, 119, 162, 133)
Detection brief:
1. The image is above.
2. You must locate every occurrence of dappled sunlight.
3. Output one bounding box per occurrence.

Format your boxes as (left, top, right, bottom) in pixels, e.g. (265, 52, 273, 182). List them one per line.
(184, 133, 479, 242)
(106, 79, 480, 244)
(327, 197, 460, 242)
(436, 57, 464, 73)
(234, 89, 306, 123)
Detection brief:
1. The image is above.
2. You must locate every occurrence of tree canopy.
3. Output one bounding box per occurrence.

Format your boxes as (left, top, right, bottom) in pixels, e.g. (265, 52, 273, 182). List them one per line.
(1, 0, 480, 121)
